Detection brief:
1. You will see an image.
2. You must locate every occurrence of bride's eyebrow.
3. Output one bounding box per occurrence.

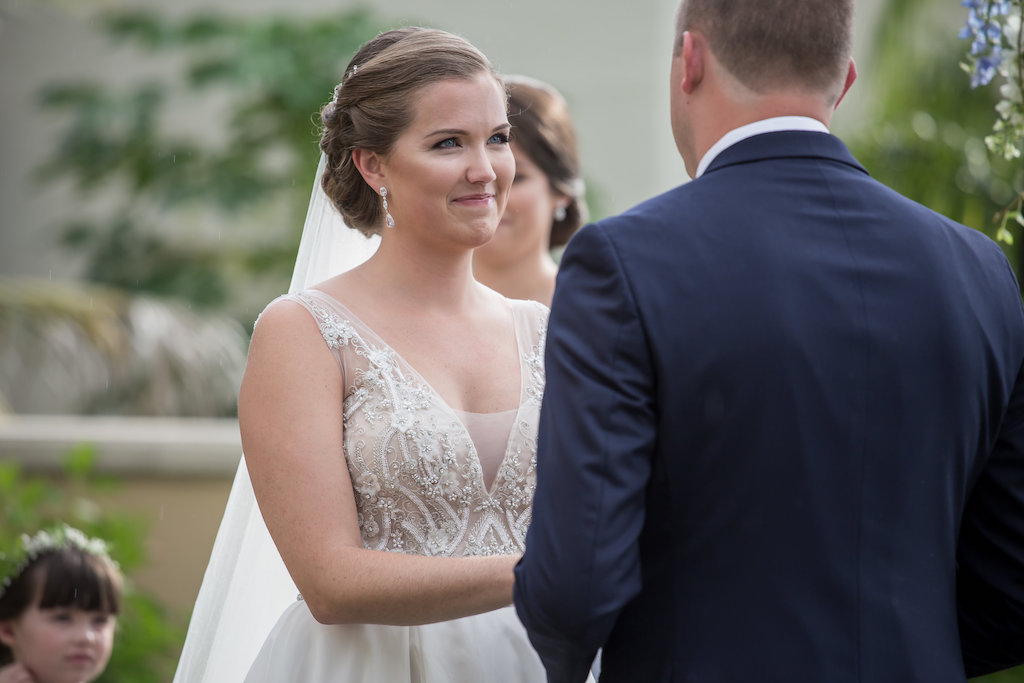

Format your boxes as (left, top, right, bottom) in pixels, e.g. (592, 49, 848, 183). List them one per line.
(426, 128, 467, 138)
(425, 123, 510, 138)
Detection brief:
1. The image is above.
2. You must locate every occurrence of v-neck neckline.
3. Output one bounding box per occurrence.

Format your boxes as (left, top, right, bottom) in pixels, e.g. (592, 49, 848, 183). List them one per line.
(301, 288, 525, 497)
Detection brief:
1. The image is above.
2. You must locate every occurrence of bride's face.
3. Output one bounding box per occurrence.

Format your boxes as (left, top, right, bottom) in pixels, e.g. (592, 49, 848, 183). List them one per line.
(379, 73, 514, 250)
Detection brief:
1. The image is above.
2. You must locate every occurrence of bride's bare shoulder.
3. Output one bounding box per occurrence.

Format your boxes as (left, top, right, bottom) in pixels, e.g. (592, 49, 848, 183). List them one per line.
(247, 295, 328, 361)
(254, 293, 311, 327)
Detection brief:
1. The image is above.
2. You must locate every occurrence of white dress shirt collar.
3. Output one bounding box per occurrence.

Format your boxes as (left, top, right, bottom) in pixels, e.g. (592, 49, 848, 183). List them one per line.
(694, 116, 829, 178)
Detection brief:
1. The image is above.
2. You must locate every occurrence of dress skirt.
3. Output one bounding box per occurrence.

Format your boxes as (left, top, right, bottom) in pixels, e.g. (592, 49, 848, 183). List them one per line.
(245, 600, 547, 682)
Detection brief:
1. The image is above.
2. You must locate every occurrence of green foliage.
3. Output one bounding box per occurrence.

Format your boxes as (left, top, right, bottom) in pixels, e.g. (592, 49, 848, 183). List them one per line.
(0, 449, 181, 682)
(980, 670, 1024, 683)
(37, 8, 388, 309)
(844, 1, 1024, 285)
(958, 1, 1023, 163)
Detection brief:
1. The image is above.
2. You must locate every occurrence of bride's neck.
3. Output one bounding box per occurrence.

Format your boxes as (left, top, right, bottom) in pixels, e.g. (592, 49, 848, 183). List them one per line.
(358, 238, 481, 311)
(473, 254, 556, 307)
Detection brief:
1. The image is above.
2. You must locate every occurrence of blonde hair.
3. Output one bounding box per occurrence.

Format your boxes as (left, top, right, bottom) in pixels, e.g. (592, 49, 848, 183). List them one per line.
(319, 28, 502, 235)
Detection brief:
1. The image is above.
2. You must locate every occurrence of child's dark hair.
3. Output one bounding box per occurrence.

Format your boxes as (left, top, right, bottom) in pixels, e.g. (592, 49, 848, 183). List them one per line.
(0, 526, 122, 665)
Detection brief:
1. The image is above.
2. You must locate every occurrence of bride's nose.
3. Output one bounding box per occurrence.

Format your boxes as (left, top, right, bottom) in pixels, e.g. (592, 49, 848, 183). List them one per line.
(465, 145, 497, 185)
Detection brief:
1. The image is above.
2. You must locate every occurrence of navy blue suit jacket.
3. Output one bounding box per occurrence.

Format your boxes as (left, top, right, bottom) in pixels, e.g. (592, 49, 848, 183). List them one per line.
(514, 131, 1024, 682)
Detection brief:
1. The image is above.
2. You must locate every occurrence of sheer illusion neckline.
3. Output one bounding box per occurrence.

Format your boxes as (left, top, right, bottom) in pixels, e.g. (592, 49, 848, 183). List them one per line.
(301, 288, 526, 497)
(451, 408, 518, 491)
(307, 288, 523, 413)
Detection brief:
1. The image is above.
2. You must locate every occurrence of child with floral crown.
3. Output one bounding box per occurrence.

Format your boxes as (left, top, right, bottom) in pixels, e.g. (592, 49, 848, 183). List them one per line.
(0, 524, 122, 683)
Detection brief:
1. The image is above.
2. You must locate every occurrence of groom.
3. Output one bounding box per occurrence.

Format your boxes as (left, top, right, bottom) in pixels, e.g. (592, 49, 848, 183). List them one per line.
(514, 0, 1024, 680)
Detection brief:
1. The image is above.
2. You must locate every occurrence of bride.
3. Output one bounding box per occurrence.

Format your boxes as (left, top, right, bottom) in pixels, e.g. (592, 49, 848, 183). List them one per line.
(174, 27, 555, 681)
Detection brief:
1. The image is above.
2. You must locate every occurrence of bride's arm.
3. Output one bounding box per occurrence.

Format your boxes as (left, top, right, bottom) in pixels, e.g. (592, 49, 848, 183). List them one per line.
(239, 300, 517, 627)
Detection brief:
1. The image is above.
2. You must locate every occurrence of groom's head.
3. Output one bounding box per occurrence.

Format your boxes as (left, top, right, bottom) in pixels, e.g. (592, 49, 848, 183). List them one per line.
(673, 0, 853, 99)
(669, 0, 856, 176)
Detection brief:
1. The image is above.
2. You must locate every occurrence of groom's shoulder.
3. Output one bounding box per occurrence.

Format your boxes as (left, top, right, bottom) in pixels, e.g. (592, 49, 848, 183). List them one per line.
(580, 181, 706, 245)
(558, 184, 703, 275)
(875, 178, 1010, 262)
(624, 180, 702, 218)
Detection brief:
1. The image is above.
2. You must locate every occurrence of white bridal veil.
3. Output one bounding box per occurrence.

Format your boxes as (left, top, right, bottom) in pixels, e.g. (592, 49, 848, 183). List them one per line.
(173, 153, 380, 682)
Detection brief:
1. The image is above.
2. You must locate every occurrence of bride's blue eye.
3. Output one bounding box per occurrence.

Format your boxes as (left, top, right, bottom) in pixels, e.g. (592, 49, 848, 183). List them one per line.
(489, 132, 510, 145)
(433, 138, 458, 149)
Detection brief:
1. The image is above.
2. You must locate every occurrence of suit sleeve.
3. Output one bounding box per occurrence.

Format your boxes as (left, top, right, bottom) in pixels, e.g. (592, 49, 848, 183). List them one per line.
(958, 369, 1024, 676)
(958, 261, 1024, 677)
(514, 222, 656, 682)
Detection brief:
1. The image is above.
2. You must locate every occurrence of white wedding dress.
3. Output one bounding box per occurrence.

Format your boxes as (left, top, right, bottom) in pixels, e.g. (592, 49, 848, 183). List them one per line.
(243, 289, 549, 682)
(174, 154, 575, 681)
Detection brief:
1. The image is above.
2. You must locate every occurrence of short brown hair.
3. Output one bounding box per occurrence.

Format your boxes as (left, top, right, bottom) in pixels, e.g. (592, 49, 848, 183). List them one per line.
(320, 28, 502, 236)
(504, 75, 587, 248)
(675, 0, 853, 99)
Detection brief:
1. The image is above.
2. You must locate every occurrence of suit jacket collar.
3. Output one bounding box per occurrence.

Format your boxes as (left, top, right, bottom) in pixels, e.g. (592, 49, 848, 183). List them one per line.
(703, 130, 869, 178)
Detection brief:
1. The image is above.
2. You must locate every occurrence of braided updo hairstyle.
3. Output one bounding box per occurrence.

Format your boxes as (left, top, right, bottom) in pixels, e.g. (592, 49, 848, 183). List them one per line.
(320, 28, 503, 236)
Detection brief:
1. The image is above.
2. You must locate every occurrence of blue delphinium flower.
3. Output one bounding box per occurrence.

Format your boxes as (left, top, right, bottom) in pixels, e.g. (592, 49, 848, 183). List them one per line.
(961, 0, 1024, 239)
(973, 51, 1003, 87)
(961, 1, 1011, 87)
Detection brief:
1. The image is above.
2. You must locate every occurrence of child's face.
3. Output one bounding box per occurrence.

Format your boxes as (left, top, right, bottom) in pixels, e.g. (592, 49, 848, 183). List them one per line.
(0, 604, 116, 683)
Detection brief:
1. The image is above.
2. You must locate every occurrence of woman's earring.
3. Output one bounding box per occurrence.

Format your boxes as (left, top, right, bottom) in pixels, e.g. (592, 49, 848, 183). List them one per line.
(380, 186, 395, 229)
(553, 203, 567, 222)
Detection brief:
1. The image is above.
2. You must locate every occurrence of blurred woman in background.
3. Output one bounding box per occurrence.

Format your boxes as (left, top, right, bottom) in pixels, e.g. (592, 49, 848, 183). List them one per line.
(474, 75, 587, 307)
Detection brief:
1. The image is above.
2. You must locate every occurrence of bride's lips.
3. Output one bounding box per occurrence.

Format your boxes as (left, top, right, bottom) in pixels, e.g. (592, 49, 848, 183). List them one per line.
(452, 193, 495, 207)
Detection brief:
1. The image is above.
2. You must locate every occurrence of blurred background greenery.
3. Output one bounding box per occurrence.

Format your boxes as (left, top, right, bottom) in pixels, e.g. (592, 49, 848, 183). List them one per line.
(0, 0, 1022, 679)
(36, 9, 387, 315)
(843, 0, 1024, 287)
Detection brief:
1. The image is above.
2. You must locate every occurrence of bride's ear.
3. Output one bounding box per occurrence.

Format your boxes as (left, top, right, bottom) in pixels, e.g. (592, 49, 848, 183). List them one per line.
(352, 149, 386, 192)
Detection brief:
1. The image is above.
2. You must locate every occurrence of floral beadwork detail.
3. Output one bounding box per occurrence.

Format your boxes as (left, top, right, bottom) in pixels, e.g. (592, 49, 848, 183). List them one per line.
(289, 291, 547, 558)
(523, 306, 547, 406)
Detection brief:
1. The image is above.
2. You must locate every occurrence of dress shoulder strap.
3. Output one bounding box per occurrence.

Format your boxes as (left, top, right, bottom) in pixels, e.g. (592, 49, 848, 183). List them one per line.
(508, 298, 549, 348)
(256, 291, 349, 377)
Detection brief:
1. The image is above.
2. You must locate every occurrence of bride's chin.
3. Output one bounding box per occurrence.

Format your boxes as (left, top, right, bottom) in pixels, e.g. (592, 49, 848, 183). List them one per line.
(464, 223, 499, 249)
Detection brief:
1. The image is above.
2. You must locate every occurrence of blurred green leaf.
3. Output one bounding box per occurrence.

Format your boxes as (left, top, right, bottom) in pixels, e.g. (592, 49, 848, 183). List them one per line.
(36, 8, 391, 312)
(845, 0, 1024, 289)
(65, 443, 99, 477)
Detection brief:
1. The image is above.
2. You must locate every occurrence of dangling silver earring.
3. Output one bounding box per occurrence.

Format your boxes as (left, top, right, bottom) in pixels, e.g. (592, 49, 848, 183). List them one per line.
(553, 203, 567, 222)
(380, 186, 395, 228)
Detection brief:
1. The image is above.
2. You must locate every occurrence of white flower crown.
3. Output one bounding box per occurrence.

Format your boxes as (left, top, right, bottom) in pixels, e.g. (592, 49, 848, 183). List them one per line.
(0, 524, 115, 601)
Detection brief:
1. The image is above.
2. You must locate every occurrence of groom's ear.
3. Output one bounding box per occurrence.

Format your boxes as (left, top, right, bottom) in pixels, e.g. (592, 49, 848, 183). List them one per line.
(352, 148, 386, 191)
(834, 57, 857, 110)
(680, 31, 705, 94)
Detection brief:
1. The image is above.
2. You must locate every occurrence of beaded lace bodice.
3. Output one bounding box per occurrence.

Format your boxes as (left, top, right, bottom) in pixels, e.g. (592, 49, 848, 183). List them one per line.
(282, 289, 547, 558)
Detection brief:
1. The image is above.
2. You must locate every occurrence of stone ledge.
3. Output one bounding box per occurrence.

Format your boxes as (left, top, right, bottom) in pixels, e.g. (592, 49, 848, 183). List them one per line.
(0, 414, 241, 478)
